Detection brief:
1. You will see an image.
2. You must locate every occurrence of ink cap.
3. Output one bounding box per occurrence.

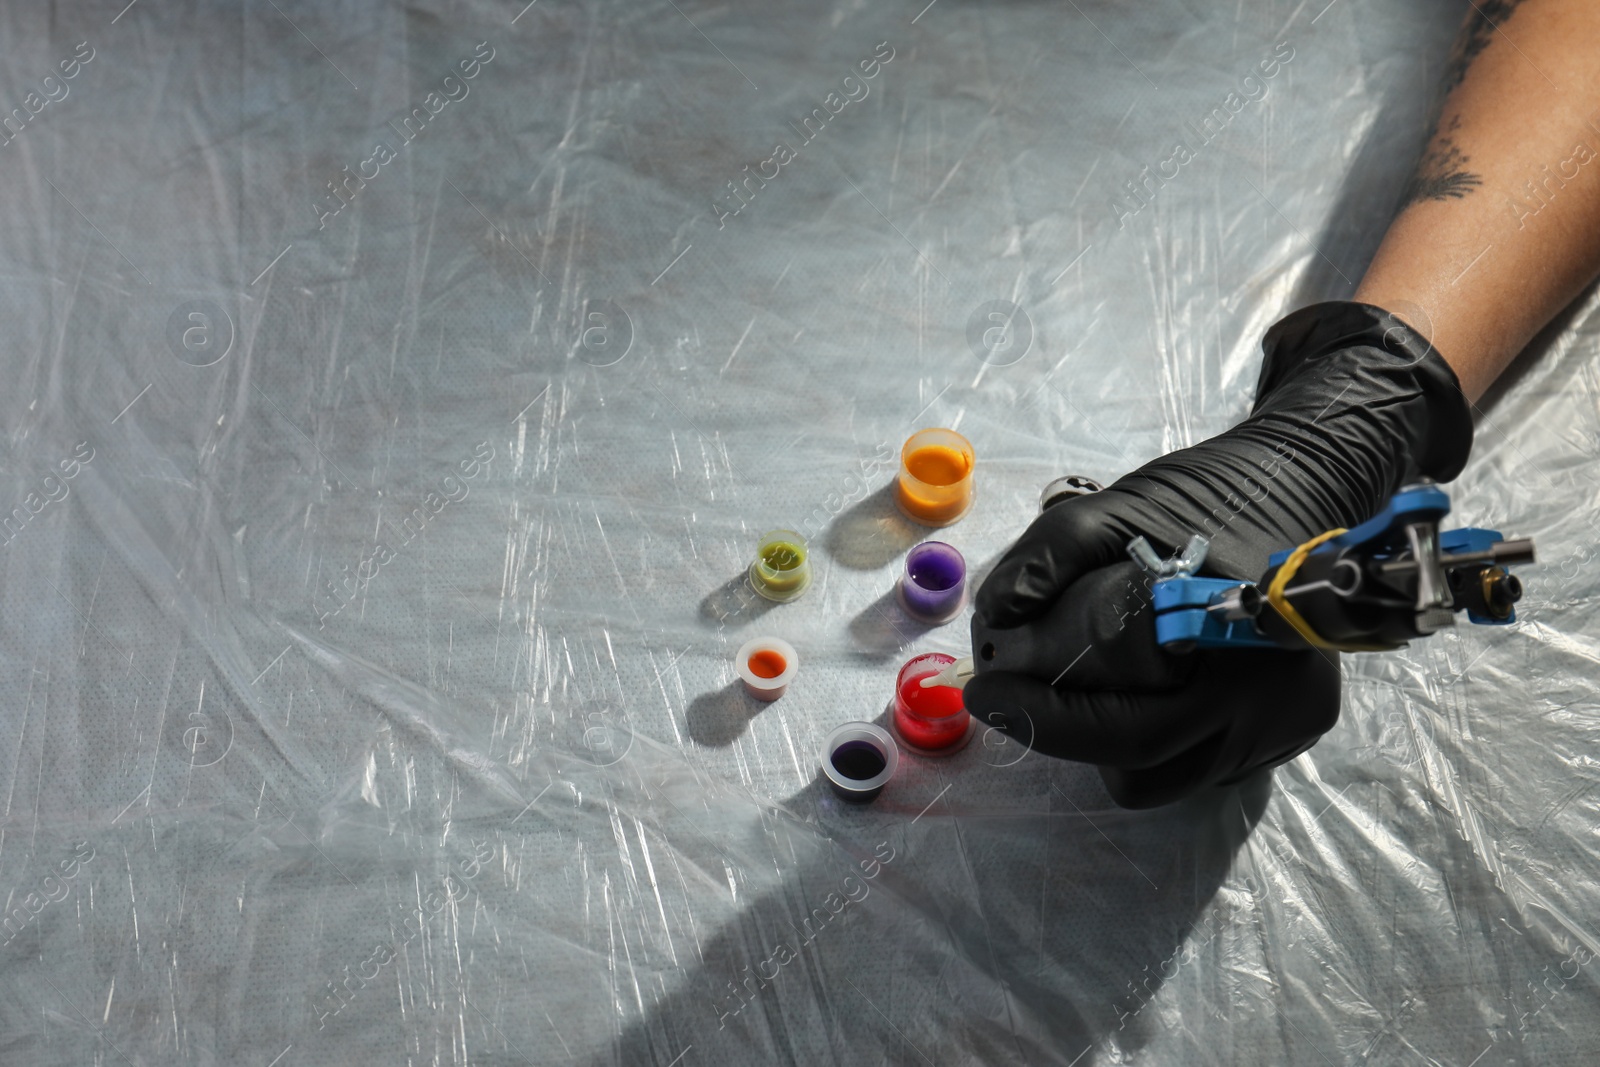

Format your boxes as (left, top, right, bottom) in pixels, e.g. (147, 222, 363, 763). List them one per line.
(821, 721, 898, 802)
(736, 636, 798, 701)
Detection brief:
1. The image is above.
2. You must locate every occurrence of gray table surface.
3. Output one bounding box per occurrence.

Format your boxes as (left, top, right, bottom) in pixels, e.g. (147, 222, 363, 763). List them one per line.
(1, 1, 1597, 1064)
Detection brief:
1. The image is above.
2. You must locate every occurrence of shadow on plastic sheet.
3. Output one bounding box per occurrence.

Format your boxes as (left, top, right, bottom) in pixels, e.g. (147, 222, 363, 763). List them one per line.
(826, 484, 924, 571)
(699, 573, 780, 630)
(1476, 279, 1600, 417)
(1282, 49, 1436, 320)
(686, 682, 770, 747)
(579, 762, 1275, 1066)
(847, 587, 942, 661)
(965, 548, 1005, 603)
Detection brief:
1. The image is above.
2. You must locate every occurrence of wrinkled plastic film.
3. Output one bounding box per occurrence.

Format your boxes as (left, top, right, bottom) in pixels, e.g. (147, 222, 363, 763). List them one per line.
(2, 1, 1599, 1064)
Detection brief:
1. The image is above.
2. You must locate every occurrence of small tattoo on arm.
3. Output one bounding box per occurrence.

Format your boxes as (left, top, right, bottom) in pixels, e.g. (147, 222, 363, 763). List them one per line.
(1401, 117, 1483, 207)
(1443, 0, 1530, 93)
(1398, 0, 1530, 212)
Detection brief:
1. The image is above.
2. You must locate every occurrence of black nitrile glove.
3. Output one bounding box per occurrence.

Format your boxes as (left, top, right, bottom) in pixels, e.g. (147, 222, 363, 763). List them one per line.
(964, 302, 1474, 808)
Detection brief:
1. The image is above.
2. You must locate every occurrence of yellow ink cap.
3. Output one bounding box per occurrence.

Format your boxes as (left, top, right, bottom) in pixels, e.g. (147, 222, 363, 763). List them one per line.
(749, 529, 811, 602)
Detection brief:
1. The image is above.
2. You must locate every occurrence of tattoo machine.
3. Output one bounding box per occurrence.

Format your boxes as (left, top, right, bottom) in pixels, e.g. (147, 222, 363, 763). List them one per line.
(1140, 481, 1534, 653)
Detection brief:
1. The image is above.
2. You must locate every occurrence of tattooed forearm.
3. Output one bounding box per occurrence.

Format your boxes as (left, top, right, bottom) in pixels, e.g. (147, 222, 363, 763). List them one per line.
(1401, 1, 1532, 209)
(1400, 116, 1483, 207)
(1358, 0, 1600, 401)
(1443, 0, 1530, 93)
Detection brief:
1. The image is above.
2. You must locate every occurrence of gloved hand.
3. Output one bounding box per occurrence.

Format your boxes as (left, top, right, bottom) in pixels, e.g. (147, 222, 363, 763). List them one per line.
(963, 301, 1474, 808)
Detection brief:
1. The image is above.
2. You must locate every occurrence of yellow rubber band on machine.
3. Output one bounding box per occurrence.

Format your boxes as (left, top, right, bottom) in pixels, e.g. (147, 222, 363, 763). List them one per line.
(1264, 528, 1390, 653)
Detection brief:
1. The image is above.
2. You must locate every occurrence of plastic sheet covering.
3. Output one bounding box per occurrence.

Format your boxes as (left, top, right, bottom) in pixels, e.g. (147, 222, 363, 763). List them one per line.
(3, 0, 1599, 1063)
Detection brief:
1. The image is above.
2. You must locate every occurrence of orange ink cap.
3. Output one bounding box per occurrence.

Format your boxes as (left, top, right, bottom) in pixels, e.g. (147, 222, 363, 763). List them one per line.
(735, 636, 798, 702)
(895, 428, 975, 527)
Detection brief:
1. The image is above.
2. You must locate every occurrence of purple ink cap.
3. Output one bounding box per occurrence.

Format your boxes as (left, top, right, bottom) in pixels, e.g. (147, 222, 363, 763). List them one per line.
(897, 541, 967, 624)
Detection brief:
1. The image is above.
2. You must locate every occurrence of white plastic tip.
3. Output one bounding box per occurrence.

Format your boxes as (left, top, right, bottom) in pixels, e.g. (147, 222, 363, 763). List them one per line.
(919, 656, 975, 690)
